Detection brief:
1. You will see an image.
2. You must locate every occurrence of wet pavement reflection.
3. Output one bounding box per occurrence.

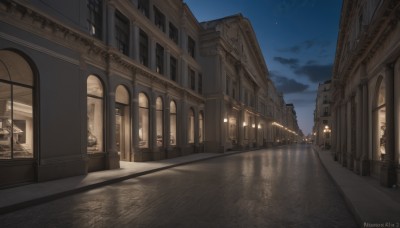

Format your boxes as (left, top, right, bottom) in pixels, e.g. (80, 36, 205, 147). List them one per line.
(0, 144, 357, 227)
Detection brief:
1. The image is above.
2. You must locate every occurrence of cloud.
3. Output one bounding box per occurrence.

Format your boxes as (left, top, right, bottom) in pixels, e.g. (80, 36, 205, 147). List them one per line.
(270, 73, 309, 94)
(278, 39, 330, 54)
(273, 56, 299, 69)
(294, 64, 332, 83)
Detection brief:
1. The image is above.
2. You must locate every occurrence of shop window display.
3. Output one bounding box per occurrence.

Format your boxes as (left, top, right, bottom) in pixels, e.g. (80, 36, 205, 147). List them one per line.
(228, 113, 237, 144)
(115, 85, 130, 161)
(156, 97, 163, 147)
(138, 93, 149, 148)
(376, 79, 386, 160)
(199, 112, 204, 143)
(87, 75, 103, 153)
(188, 108, 194, 143)
(0, 51, 34, 159)
(170, 101, 177, 146)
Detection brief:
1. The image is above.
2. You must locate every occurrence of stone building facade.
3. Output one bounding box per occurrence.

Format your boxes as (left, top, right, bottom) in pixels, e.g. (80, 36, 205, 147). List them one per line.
(332, 0, 400, 187)
(0, 0, 300, 188)
(313, 80, 332, 148)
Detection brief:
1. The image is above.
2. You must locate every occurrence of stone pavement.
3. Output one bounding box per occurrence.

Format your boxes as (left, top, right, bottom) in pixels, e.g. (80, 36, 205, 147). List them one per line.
(315, 146, 400, 227)
(0, 151, 243, 215)
(2, 146, 399, 227)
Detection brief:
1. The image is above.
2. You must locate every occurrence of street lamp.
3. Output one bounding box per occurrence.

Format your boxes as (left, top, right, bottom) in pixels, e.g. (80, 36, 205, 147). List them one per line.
(323, 125, 331, 150)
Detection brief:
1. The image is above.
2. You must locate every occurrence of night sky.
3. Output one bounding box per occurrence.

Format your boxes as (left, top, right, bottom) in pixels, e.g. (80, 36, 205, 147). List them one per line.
(185, 0, 342, 135)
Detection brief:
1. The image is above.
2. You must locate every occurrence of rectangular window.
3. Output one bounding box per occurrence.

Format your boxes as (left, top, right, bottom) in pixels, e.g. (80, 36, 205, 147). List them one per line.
(139, 29, 149, 67)
(156, 43, 164, 74)
(198, 73, 202, 94)
(188, 36, 195, 58)
(87, 0, 102, 39)
(138, 0, 149, 18)
(154, 7, 166, 32)
(189, 68, 195, 91)
(169, 22, 178, 44)
(170, 56, 177, 82)
(115, 11, 129, 55)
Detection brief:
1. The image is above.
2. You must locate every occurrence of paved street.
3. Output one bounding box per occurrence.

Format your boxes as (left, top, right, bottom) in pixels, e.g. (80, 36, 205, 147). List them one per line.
(0, 144, 357, 228)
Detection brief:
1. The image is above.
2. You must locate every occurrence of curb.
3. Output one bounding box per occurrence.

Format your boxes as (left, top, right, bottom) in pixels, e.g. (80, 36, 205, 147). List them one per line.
(312, 146, 362, 227)
(0, 150, 249, 215)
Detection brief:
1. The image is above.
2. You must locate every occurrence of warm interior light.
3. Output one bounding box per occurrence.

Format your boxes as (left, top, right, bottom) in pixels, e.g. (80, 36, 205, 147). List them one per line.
(223, 118, 227, 123)
(258, 124, 261, 129)
(243, 122, 247, 127)
(252, 124, 256, 128)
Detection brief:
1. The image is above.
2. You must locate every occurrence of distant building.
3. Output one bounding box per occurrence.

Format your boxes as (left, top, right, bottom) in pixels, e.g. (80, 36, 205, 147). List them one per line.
(332, 0, 400, 187)
(0, 0, 300, 188)
(313, 80, 332, 148)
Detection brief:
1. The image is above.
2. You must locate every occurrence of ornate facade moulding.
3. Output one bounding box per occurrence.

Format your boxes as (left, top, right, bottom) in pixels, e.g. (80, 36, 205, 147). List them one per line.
(335, 0, 400, 83)
(1, 0, 205, 104)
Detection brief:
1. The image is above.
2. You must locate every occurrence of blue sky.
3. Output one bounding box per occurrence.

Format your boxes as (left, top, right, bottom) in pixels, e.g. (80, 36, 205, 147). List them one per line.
(184, 0, 342, 135)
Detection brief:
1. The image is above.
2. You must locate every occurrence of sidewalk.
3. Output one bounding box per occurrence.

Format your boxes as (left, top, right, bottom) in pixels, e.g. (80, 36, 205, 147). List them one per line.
(315, 147, 400, 227)
(0, 151, 243, 215)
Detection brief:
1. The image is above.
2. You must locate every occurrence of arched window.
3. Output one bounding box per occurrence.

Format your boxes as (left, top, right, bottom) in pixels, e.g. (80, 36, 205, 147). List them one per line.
(156, 97, 163, 147)
(138, 93, 149, 148)
(373, 77, 386, 160)
(115, 85, 130, 161)
(170, 101, 177, 146)
(0, 50, 34, 159)
(87, 75, 104, 153)
(199, 111, 204, 143)
(188, 108, 195, 143)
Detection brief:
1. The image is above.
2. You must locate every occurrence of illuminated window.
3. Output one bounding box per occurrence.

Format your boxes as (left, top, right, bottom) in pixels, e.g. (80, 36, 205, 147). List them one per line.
(115, 85, 130, 161)
(0, 51, 34, 159)
(199, 111, 204, 143)
(138, 93, 149, 148)
(87, 75, 103, 153)
(188, 108, 195, 143)
(374, 77, 386, 160)
(156, 97, 163, 147)
(170, 101, 177, 146)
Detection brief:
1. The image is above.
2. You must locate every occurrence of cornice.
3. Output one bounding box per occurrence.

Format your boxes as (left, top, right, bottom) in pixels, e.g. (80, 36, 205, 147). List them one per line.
(334, 0, 400, 84)
(1, 0, 205, 104)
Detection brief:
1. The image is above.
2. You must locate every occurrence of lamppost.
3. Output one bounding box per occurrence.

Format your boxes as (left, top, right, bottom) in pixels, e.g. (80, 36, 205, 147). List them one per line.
(323, 125, 331, 150)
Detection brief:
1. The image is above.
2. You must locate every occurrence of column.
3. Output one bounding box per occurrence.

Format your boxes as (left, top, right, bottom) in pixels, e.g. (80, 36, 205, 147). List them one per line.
(165, 95, 171, 156)
(341, 102, 347, 166)
(361, 78, 370, 175)
(106, 4, 116, 48)
(132, 82, 140, 161)
(381, 65, 396, 187)
(180, 59, 187, 87)
(150, 89, 157, 153)
(165, 50, 171, 79)
(150, 38, 156, 71)
(132, 23, 140, 61)
(106, 83, 119, 169)
(356, 84, 363, 173)
(180, 93, 188, 153)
